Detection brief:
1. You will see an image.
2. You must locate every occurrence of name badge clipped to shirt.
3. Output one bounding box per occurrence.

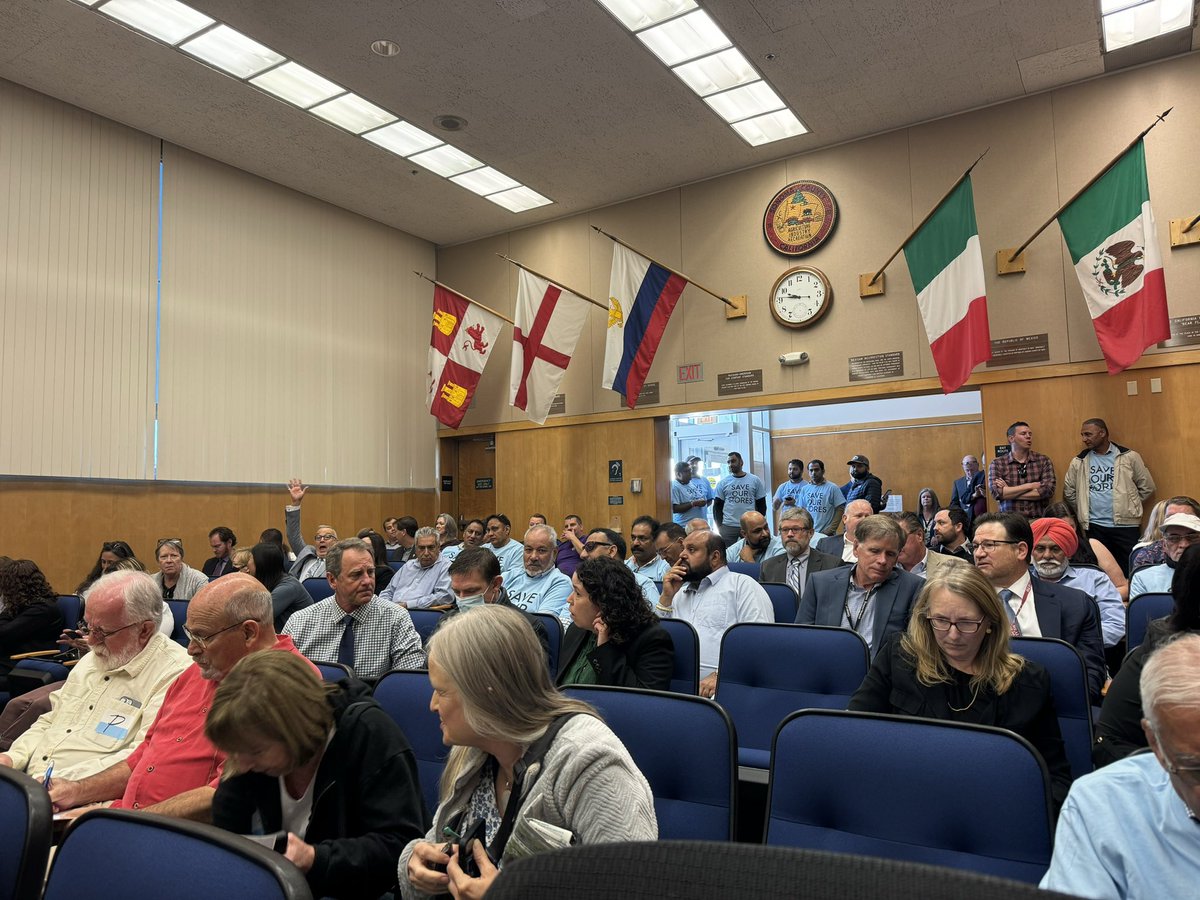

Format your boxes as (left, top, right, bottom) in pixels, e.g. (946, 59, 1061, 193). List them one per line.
(94, 695, 143, 741)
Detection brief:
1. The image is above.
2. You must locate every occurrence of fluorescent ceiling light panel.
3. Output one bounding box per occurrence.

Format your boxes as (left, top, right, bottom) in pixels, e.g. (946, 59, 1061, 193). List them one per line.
(70, 0, 106, 6)
(250, 61, 344, 108)
(672, 47, 758, 96)
(179, 24, 284, 78)
(449, 167, 522, 196)
(408, 144, 484, 177)
(486, 185, 553, 213)
(731, 108, 808, 146)
(1100, 0, 1151, 13)
(100, 0, 214, 45)
(1102, 0, 1193, 50)
(309, 93, 397, 133)
(704, 81, 785, 123)
(595, 0, 697, 31)
(362, 121, 443, 156)
(637, 9, 731, 66)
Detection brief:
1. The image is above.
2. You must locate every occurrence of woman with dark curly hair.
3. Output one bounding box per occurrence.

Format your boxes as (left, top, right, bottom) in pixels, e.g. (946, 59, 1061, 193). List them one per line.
(556, 555, 673, 689)
(75, 540, 139, 595)
(0, 559, 66, 689)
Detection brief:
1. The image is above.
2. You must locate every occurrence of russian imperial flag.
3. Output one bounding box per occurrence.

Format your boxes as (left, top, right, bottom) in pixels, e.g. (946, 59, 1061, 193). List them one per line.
(602, 243, 687, 407)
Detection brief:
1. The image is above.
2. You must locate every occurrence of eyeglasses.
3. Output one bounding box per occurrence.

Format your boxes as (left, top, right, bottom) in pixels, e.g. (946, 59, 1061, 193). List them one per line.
(314, 533, 338, 542)
(77, 619, 144, 642)
(1153, 733, 1200, 786)
(102, 541, 133, 553)
(583, 541, 613, 552)
(927, 616, 986, 634)
(182, 620, 245, 650)
(1163, 533, 1200, 545)
(974, 539, 1020, 553)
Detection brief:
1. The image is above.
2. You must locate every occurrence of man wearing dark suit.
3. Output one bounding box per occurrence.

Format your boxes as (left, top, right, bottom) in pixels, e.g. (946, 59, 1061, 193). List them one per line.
(761, 507, 844, 603)
(201, 526, 237, 578)
(949, 455, 987, 527)
(814, 499, 874, 563)
(973, 511, 1106, 702)
(797, 515, 923, 656)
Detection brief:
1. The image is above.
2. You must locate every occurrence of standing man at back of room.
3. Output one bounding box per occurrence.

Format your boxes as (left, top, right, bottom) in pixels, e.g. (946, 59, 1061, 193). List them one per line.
(713, 452, 767, 547)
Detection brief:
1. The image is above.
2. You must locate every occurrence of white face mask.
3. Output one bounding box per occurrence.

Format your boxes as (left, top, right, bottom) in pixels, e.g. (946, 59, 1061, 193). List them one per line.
(455, 593, 487, 610)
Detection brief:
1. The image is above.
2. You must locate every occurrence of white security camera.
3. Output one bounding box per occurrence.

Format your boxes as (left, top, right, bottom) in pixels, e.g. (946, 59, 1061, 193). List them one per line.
(779, 351, 810, 366)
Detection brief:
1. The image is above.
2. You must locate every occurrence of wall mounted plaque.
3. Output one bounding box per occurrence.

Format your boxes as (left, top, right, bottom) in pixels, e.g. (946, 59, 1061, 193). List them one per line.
(764, 180, 838, 256)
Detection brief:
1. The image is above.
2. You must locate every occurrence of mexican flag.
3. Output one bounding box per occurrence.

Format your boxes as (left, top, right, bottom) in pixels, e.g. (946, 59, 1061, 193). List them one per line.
(1058, 139, 1168, 374)
(903, 175, 991, 394)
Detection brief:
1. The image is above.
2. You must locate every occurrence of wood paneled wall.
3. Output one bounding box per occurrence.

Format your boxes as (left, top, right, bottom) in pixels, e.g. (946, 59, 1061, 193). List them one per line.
(0, 480, 436, 595)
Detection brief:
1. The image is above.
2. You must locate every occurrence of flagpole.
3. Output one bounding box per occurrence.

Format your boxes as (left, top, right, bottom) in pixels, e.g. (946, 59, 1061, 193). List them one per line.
(591, 226, 737, 308)
(414, 271, 515, 326)
(1007, 108, 1172, 263)
(494, 254, 610, 311)
(1183, 212, 1200, 235)
(867, 148, 989, 287)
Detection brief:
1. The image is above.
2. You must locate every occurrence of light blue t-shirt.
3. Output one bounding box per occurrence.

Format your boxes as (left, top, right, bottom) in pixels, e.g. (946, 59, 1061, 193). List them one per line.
(626, 555, 670, 582)
(1087, 446, 1118, 527)
(487, 540, 525, 579)
(714, 473, 767, 526)
(503, 567, 573, 627)
(773, 479, 807, 514)
(798, 481, 846, 534)
(670, 477, 710, 525)
(725, 535, 786, 564)
(1129, 562, 1173, 599)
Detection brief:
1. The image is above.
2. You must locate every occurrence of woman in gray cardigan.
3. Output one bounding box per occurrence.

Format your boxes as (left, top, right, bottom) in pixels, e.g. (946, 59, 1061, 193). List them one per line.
(400, 604, 657, 899)
(151, 539, 208, 602)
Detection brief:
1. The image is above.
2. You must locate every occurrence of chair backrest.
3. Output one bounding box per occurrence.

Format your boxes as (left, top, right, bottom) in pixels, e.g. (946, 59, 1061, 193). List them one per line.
(1011, 636, 1094, 779)
(56, 595, 82, 628)
(766, 710, 1053, 884)
(0, 767, 53, 900)
(408, 609, 445, 646)
(309, 660, 354, 682)
(301, 577, 335, 603)
(44, 808, 312, 900)
(1126, 592, 1173, 651)
(716, 623, 869, 769)
(564, 686, 737, 840)
(759, 581, 799, 624)
(166, 599, 190, 647)
(658, 618, 700, 694)
(373, 669, 447, 814)
(726, 561, 760, 580)
(531, 612, 563, 675)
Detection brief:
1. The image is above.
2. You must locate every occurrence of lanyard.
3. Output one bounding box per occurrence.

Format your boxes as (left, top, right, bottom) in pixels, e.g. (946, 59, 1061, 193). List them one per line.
(843, 581, 877, 632)
(1007, 582, 1033, 636)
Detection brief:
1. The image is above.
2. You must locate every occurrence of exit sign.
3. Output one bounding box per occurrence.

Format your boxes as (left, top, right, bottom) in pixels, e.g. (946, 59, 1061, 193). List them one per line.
(677, 362, 704, 384)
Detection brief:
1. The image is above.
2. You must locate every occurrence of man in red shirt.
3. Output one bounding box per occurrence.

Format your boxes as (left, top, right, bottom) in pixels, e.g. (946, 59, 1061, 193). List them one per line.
(49, 573, 315, 820)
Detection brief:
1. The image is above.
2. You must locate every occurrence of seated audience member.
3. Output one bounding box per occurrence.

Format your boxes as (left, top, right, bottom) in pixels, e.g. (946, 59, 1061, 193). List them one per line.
(152, 539, 209, 602)
(916, 488, 941, 548)
(626, 515, 670, 581)
(285, 479, 338, 580)
(1130, 511, 1200, 599)
(850, 564, 1072, 807)
(657, 530, 772, 699)
(0, 559, 66, 689)
(725, 510, 785, 564)
(443, 547, 550, 660)
(799, 515, 923, 656)
(1095, 544, 1200, 767)
(1044, 500, 1129, 603)
(799, 459, 846, 537)
(357, 529, 397, 593)
(1030, 517, 1125, 651)
(761, 508, 843, 602)
(581, 528, 659, 608)
(528, 513, 548, 529)
(381, 527, 452, 610)
(816, 499, 873, 562)
(1128, 498, 1170, 570)
(932, 507, 973, 563)
(209, 651, 426, 900)
(435, 513, 463, 561)
(203, 527, 238, 579)
(894, 511, 956, 579)
(230, 547, 253, 574)
(0, 571, 189, 780)
(388, 516, 419, 566)
(484, 514, 524, 578)
(685, 517, 710, 534)
(48, 573, 310, 819)
(1041, 634, 1200, 899)
(249, 542, 313, 632)
(1133, 496, 1200, 572)
(557, 556, 673, 690)
(260, 528, 295, 564)
(653, 522, 686, 569)
(400, 606, 656, 898)
(75, 540, 138, 595)
(458, 519, 488, 554)
(284, 539, 425, 681)
(556, 515, 584, 577)
(504, 525, 574, 626)
(973, 512, 1106, 702)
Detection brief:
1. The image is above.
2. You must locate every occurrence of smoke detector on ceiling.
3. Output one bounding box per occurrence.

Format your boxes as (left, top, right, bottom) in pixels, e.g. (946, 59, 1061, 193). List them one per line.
(434, 115, 468, 132)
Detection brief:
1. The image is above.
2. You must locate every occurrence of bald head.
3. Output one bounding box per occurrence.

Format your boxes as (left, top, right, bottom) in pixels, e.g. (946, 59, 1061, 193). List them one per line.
(844, 500, 874, 542)
(740, 510, 771, 551)
(185, 574, 277, 681)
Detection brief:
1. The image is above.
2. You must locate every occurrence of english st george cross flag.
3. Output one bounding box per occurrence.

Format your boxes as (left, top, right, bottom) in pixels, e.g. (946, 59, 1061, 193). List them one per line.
(428, 285, 505, 429)
(1057, 139, 1169, 374)
(509, 269, 590, 425)
(903, 175, 991, 393)
(602, 243, 687, 407)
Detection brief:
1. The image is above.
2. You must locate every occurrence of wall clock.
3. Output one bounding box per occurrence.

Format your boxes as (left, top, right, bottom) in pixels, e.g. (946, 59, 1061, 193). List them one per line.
(770, 266, 832, 329)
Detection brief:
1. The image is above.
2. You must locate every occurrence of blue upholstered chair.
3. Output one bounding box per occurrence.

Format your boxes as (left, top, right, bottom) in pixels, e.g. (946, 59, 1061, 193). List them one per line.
(301, 577, 335, 603)
(726, 561, 760, 580)
(658, 617, 700, 694)
(408, 609, 445, 646)
(0, 766, 53, 900)
(1125, 591, 1173, 652)
(372, 669, 446, 815)
(309, 659, 354, 682)
(759, 581, 799, 624)
(531, 612, 563, 675)
(1012, 636, 1094, 779)
(166, 599, 190, 647)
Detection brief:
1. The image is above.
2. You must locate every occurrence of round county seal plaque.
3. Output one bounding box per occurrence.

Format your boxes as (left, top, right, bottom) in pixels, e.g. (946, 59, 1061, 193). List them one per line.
(763, 180, 838, 256)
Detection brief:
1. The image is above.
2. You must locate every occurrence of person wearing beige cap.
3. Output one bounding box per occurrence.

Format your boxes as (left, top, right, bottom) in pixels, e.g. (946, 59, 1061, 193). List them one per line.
(841, 454, 884, 513)
(1129, 512, 1200, 599)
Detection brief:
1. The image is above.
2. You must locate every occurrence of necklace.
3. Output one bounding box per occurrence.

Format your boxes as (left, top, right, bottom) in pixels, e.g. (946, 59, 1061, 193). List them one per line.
(948, 678, 981, 712)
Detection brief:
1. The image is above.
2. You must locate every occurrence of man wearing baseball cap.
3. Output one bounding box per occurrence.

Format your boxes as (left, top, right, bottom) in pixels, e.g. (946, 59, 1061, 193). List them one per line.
(842, 455, 884, 513)
(1129, 513, 1200, 599)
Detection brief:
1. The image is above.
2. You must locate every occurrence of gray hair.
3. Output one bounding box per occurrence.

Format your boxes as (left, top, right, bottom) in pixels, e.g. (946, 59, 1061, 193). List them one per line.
(1141, 633, 1200, 731)
(326, 538, 371, 578)
(414, 526, 439, 544)
(524, 523, 558, 545)
(685, 518, 710, 534)
(780, 507, 814, 527)
(226, 581, 273, 627)
(88, 570, 164, 627)
(437, 513, 459, 541)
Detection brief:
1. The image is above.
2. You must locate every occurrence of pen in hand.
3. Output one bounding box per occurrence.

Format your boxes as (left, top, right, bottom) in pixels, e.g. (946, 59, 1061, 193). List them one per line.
(43, 762, 54, 792)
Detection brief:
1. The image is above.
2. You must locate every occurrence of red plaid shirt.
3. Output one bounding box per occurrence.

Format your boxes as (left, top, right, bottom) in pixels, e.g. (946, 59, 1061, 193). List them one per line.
(988, 451, 1056, 518)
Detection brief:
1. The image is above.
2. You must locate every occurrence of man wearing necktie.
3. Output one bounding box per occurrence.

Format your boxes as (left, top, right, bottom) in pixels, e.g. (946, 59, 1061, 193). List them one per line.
(949, 455, 987, 527)
(761, 508, 843, 601)
(202, 527, 237, 578)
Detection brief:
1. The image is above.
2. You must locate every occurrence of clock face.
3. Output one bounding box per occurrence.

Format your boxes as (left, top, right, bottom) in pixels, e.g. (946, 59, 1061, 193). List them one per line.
(770, 267, 831, 329)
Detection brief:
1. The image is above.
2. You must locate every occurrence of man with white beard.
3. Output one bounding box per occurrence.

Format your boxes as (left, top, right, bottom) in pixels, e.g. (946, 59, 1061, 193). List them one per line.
(1030, 517, 1125, 650)
(0, 570, 190, 781)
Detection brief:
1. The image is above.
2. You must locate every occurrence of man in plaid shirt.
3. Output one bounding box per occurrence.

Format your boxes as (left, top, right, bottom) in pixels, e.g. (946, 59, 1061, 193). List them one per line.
(988, 421, 1056, 519)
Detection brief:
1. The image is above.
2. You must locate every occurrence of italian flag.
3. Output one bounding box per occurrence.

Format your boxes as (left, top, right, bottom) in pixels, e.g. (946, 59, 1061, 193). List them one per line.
(904, 175, 991, 394)
(1058, 139, 1169, 374)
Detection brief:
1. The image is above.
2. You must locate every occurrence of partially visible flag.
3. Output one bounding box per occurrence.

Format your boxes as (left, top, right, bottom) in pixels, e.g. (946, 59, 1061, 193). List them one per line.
(903, 175, 991, 393)
(427, 285, 505, 429)
(509, 269, 590, 424)
(602, 243, 687, 407)
(1057, 139, 1168, 374)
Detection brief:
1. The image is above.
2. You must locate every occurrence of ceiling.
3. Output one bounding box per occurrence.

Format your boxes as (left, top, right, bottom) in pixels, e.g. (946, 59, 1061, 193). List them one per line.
(1, 0, 1196, 246)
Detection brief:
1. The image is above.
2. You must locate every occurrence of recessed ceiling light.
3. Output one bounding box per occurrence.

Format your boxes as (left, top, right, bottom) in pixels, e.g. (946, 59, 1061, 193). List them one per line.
(450, 167, 522, 196)
(309, 93, 397, 134)
(434, 115, 469, 132)
(704, 81, 785, 123)
(594, 0, 697, 31)
(370, 39, 401, 57)
(362, 121, 443, 157)
(672, 47, 758, 96)
(408, 144, 484, 178)
(100, 0, 214, 45)
(636, 9, 731, 66)
(250, 61, 344, 108)
(730, 108, 808, 146)
(179, 24, 284, 78)
(487, 185, 553, 212)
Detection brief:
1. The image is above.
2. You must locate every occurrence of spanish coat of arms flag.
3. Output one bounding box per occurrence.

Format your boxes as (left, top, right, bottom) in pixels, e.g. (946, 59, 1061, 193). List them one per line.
(428, 285, 506, 429)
